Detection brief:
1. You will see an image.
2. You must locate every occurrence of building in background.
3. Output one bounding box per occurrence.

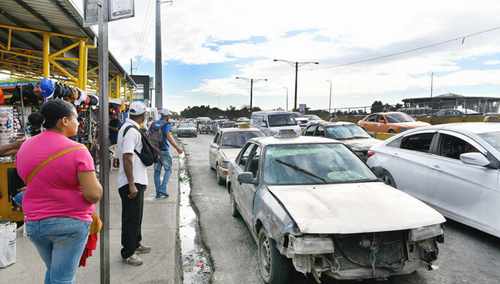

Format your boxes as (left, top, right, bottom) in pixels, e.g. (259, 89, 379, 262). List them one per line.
(402, 93, 500, 114)
(131, 75, 153, 106)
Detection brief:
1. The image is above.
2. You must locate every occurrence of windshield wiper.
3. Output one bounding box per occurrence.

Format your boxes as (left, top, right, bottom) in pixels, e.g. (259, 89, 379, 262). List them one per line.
(275, 159, 327, 183)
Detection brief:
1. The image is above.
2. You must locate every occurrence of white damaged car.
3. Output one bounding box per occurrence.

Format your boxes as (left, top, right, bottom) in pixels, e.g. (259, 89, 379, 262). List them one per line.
(227, 131, 445, 283)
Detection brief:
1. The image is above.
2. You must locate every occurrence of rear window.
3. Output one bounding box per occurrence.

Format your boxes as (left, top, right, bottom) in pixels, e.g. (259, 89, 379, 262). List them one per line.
(268, 114, 297, 127)
(400, 133, 435, 153)
(221, 132, 263, 148)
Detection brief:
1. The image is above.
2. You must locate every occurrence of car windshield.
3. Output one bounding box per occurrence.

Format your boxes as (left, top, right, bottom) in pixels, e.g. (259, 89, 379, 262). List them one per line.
(263, 143, 377, 185)
(326, 125, 371, 140)
(221, 131, 263, 148)
(305, 115, 321, 120)
(180, 123, 195, 128)
(478, 131, 500, 153)
(386, 113, 415, 123)
(268, 114, 297, 127)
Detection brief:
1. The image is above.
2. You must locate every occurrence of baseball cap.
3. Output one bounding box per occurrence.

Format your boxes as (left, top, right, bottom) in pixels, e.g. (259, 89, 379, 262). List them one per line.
(129, 101, 146, 116)
(160, 108, 172, 116)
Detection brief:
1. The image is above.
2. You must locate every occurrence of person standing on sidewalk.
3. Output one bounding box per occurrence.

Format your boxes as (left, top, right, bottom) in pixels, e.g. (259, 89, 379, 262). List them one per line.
(116, 101, 151, 266)
(151, 109, 183, 199)
(16, 99, 103, 284)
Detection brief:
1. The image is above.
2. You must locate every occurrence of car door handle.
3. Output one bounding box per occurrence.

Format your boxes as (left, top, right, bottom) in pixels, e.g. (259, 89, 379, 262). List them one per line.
(433, 165, 440, 169)
(393, 152, 399, 156)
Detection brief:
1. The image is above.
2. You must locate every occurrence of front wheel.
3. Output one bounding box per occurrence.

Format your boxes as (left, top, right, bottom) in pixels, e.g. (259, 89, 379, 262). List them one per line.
(216, 166, 225, 185)
(229, 187, 240, 218)
(258, 230, 292, 284)
(381, 170, 397, 188)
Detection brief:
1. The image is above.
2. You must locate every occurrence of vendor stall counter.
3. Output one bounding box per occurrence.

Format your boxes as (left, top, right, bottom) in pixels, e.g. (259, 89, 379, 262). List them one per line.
(0, 160, 24, 222)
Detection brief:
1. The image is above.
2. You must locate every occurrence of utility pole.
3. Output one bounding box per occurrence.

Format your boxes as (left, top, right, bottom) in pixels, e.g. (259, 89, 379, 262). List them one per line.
(430, 72, 434, 113)
(155, 0, 162, 108)
(326, 80, 333, 114)
(97, 1, 110, 283)
(283, 86, 288, 111)
(155, 0, 173, 108)
(130, 58, 133, 75)
(273, 59, 319, 111)
(235, 76, 267, 111)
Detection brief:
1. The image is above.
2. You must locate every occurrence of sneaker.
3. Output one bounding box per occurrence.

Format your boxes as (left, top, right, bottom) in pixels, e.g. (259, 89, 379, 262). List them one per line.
(123, 254, 143, 266)
(136, 245, 151, 254)
(155, 194, 169, 200)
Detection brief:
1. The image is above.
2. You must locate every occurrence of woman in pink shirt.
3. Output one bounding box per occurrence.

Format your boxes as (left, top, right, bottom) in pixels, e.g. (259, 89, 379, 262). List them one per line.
(16, 99, 102, 284)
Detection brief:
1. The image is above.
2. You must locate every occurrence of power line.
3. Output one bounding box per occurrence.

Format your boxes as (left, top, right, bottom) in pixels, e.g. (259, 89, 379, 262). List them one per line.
(319, 25, 500, 70)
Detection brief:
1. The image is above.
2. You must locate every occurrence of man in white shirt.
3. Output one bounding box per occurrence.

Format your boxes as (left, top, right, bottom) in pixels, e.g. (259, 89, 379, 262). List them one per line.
(116, 101, 151, 266)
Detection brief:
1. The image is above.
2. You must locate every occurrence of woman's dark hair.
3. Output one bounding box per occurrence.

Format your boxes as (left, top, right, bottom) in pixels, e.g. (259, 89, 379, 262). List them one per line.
(40, 99, 76, 129)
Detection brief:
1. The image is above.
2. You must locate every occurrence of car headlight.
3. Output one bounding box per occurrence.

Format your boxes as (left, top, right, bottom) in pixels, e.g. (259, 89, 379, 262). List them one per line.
(289, 235, 334, 254)
(409, 224, 443, 242)
(221, 160, 231, 169)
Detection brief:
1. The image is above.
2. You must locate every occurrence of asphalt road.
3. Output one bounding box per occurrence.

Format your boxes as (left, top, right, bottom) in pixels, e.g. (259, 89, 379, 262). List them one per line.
(181, 134, 500, 284)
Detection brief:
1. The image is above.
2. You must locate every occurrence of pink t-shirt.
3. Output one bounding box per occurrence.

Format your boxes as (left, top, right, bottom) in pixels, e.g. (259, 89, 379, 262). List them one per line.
(16, 131, 96, 222)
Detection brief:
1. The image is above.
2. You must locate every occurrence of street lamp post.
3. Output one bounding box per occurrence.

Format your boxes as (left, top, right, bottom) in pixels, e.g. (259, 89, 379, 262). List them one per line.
(273, 59, 319, 111)
(235, 76, 268, 111)
(326, 80, 333, 114)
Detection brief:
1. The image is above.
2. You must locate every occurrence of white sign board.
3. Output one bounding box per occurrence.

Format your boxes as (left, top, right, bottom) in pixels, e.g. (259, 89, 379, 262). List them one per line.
(109, 0, 135, 21)
(83, 0, 99, 27)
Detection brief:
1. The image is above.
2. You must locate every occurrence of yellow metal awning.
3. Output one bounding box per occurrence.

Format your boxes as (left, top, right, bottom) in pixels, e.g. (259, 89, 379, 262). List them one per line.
(0, 0, 136, 92)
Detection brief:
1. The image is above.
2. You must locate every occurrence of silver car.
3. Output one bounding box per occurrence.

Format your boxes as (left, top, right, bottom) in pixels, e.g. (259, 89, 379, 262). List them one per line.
(367, 122, 500, 238)
(227, 132, 444, 283)
(208, 127, 264, 184)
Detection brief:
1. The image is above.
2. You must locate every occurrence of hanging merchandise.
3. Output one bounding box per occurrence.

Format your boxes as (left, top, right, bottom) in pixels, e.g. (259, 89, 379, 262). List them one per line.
(0, 106, 14, 146)
(0, 88, 4, 105)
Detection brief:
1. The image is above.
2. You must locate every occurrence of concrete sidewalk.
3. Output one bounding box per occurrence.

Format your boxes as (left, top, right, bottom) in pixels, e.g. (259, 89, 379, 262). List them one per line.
(1, 156, 181, 284)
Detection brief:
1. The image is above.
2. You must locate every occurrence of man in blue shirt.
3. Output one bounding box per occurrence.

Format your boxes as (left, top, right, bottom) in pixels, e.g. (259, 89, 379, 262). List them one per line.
(153, 109, 183, 199)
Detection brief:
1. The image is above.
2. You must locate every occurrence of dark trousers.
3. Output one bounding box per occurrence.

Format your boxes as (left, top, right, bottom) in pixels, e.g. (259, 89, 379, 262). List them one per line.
(118, 183, 145, 259)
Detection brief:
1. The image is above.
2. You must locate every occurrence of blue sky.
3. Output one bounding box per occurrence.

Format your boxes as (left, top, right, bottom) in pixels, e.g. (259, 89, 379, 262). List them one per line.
(76, 0, 500, 112)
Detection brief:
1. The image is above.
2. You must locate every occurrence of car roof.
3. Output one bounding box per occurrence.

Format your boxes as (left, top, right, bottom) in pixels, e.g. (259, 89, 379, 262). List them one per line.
(415, 122, 500, 135)
(251, 135, 339, 146)
(311, 121, 355, 127)
(219, 127, 262, 133)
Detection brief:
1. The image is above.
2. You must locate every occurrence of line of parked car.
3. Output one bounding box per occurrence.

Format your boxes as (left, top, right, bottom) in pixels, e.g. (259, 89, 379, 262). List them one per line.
(192, 110, 500, 284)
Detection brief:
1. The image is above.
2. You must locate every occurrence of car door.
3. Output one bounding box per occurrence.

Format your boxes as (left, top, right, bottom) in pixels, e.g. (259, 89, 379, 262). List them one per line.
(429, 131, 500, 230)
(313, 125, 324, 137)
(238, 144, 262, 226)
(362, 114, 378, 133)
(381, 131, 438, 203)
(304, 124, 317, 136)
(209, 132, 221, 168)
(233, 143, 257, 222)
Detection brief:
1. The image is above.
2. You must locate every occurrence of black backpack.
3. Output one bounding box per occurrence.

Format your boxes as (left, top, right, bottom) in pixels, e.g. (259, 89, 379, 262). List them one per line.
(123, 125, 161, 167)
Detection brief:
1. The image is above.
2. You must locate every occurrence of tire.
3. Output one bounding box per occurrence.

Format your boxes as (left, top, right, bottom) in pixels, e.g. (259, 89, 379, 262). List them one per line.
(381, 169, 397, 188)
(216, 166, 225, 185)
(257, 229, 292, 284)
(229, 186, 240, 218)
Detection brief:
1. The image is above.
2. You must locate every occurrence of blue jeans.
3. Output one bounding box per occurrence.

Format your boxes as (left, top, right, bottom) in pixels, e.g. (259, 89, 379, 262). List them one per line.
(154, 150, 172, 197)
(26, 218, 90, 284)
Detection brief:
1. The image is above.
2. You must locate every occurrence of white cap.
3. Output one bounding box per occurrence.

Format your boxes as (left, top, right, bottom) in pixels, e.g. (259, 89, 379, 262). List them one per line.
(129, 101, 146, 116)
(160, 108, 172, 116)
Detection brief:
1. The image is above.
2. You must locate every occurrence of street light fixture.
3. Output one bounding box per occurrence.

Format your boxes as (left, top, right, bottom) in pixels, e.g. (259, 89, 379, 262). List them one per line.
(235, 76, 268, 111)
(273, 59, 319, 111)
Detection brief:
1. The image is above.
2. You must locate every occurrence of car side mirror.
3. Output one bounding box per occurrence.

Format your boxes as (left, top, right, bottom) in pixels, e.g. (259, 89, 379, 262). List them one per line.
(460, 152, 490, 167)
(238, 172, 257, 185)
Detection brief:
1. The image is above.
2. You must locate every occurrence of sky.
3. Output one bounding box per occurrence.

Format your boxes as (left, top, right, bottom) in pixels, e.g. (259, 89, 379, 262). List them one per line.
(73, 0, 500, 112)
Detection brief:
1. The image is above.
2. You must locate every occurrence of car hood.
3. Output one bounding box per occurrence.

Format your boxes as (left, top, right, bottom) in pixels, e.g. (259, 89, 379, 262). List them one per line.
(267, 182, 445, 234)
(342, 138, 381, 151)
(221, 148, 242, 161)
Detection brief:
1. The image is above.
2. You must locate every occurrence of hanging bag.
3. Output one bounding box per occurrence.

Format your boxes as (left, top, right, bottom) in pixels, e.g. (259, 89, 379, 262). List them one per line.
(0, 222, 16, 268)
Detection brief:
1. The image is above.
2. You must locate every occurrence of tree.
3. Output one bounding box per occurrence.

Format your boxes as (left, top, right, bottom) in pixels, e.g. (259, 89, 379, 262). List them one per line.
(371, 101, 384, 113)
